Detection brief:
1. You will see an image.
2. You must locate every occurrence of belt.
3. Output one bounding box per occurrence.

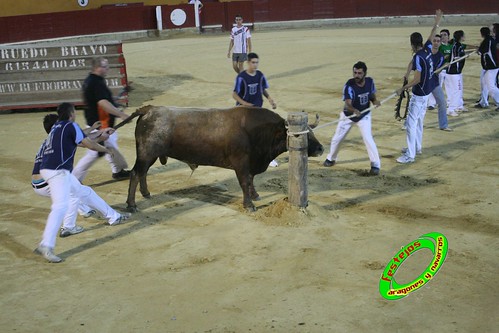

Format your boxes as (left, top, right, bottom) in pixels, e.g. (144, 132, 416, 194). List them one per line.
(32, 182, 49, 189)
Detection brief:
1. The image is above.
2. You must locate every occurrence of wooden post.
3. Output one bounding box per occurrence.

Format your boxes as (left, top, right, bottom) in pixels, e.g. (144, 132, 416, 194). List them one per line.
(287, 112, 308, 208)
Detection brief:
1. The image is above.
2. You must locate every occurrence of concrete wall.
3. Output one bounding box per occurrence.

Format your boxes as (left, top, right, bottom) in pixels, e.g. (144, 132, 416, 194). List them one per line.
(0, 0, 185, 17)
(253, 0, 497, 22)
(1, 1, 497, 44)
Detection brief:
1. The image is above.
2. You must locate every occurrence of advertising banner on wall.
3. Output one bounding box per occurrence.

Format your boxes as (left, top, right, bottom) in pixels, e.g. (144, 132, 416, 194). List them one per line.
(0, 41, 128, 110)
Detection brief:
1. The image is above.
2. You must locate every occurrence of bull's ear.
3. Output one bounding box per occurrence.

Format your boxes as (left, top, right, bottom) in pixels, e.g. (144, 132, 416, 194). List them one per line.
(309, 114, 320, 129)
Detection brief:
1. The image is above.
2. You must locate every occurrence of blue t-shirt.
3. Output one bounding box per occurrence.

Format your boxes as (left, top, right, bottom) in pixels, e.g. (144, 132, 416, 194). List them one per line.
(32, 141, 46, 175)
(425, 40, 444, 88)
(342, 77, 376, 122)
(233, 70, 269, 107)
(412, 48, 434, 96)
(40, 121, 85, 172)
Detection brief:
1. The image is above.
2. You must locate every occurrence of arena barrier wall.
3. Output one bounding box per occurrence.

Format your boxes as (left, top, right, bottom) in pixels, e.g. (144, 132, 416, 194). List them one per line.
(0, 42, 128, 110)
(1, 1, 496, 44)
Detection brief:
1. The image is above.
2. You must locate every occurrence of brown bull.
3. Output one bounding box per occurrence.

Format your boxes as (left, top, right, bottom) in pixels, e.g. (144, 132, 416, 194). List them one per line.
(118, 105, 324, 212)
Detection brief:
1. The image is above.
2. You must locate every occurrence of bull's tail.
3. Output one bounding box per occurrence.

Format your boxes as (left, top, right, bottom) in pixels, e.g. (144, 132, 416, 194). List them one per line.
(113, 105, 154, 130)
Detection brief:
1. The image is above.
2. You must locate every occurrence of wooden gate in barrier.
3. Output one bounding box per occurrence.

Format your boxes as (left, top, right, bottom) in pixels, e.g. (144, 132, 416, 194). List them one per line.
(0, 41, 128, 110)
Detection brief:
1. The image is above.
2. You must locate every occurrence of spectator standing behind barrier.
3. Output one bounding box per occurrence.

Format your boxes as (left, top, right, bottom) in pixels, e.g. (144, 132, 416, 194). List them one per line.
(73, 57, 131, 181)
(232, 52, 279, 167)
(323, 61, 382, 175)
(188, 0, 203, 14)
(476, 27, 499, 110)
(34, 103, 129, 263)
(227, 14, 252, 73)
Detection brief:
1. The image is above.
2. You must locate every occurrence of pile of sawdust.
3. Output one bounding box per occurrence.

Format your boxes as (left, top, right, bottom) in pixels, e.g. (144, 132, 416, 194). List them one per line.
(253, 198, 335, 227)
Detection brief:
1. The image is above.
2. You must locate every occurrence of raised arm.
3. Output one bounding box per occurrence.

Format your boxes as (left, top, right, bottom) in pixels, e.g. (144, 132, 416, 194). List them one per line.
(427, 9, 443, 42)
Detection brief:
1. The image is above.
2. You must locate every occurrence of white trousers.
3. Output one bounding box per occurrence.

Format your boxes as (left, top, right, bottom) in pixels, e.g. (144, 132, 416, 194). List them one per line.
(445, 73, 464, 112)
(39, 169, 121, 249)
(405, 94, 429, 159)
(479, 69, 489, 107)
(483, 68, 499, 106)
(72, 132, 128, 181)
(326, 112, 380, 168)
(33, 184, 94, 219)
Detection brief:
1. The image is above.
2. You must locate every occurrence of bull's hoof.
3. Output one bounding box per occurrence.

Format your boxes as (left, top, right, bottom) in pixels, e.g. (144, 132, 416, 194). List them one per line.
(250, 191, 260, 200)
(245, 205, 256, 213)
(141, 192, 151, 199)
(127, 206, 138, 213)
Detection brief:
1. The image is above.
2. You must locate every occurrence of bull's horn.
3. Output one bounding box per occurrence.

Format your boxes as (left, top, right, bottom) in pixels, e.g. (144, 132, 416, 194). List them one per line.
(309, 114, 320, 128)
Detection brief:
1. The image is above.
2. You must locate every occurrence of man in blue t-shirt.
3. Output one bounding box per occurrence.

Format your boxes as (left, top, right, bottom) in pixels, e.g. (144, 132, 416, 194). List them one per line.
(232, 52, 279, 167)
(32, 113, 130, 248)
(323, 61, 381, 175)
(34, 103, 128, 263)
(232, 52, 276, 109)
(396, 31, 435, 164)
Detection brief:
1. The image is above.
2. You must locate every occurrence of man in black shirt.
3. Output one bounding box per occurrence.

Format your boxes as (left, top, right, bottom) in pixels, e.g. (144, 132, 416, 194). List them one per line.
(476, 27, 499, 110)
(73, 57, 131, 181)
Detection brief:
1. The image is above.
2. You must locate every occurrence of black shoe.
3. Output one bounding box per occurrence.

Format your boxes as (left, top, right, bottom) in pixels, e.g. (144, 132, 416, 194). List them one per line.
(112, 169, 131, 180)
(474, 103, 486, 109)
(323, 159, 335, 167)
(369, 167, 380, 176)
(427, 106, 435, 110)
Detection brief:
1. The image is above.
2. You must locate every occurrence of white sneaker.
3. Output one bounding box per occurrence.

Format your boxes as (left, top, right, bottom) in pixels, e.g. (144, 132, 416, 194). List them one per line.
(401, 148, 422, 155)
(59, 225, 85, 238)
(269, 160, 279, 168)
(456, 107, 469, 112)
(109, 213, 131, 226)
(396, 155, 415, 164)
(447, 111, 459, 117)
(34, 246, 62, 263)
(82, 209, 97, 218)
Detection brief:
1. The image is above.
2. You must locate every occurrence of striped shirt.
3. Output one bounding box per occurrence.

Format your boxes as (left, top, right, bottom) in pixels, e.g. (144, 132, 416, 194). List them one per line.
(230, 26, 251, 53)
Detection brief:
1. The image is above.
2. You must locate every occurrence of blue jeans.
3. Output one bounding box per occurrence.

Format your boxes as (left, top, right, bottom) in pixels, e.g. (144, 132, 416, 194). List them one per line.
(431, 85, 448, 129)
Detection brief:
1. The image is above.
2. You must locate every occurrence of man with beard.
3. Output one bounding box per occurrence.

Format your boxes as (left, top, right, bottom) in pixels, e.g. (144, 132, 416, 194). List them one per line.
(323, 61, 381, 175)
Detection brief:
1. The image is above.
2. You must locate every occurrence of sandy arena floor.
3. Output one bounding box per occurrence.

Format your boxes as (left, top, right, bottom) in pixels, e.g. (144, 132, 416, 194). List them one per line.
(1, 26, 498, 332)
